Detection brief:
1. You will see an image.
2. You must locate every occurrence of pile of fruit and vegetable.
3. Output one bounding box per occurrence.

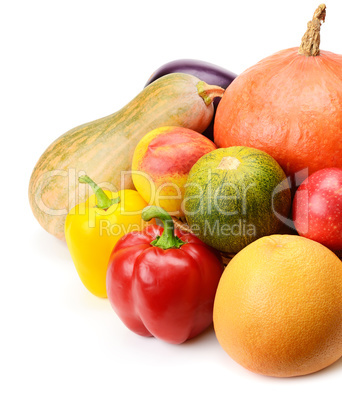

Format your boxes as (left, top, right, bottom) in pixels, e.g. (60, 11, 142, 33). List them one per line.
(28, 4, 342, 378)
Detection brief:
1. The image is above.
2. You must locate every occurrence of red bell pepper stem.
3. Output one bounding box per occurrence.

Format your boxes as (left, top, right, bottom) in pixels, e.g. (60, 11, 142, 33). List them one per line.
(78, 175, 120, 210)
(142, 206, 186, 250)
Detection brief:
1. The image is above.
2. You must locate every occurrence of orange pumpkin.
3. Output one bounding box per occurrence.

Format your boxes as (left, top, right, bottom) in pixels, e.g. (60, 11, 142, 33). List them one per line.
(214, 4, 342, 183)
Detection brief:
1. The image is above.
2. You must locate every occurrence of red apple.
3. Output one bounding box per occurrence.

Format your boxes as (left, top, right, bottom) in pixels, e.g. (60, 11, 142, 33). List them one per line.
(292, 168, 342, 251)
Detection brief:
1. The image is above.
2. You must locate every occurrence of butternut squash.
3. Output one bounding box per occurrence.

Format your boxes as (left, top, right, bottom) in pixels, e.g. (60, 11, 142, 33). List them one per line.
(29, 73, 224, 240)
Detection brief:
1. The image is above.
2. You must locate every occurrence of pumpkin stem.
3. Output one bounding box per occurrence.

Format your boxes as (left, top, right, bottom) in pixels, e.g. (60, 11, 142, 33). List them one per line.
(197, 81, 225, 106)
(298, 4, 326, 57)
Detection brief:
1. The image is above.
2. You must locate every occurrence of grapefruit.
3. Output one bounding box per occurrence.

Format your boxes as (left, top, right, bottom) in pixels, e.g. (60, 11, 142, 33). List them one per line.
(213, 234, 342, 377)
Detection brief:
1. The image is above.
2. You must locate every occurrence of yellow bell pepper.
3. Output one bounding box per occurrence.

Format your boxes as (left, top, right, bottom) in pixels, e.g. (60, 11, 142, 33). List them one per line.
(65, 175, 152, 298)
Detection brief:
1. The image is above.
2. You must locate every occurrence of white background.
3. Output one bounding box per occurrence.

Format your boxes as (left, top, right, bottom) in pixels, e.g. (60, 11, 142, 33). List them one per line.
(1, 0, 342, 401)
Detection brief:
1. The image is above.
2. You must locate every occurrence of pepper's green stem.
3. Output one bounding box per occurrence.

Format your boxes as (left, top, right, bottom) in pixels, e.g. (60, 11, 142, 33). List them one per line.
(79, 175, 120, 210)
(142, 206, 186, 250)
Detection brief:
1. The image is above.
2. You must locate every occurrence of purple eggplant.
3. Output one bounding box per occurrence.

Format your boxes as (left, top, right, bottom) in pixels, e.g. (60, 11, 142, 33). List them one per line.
(145, 59, 237, 141)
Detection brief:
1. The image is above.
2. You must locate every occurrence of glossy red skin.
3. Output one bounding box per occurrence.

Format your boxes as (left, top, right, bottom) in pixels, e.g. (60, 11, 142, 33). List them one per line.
(106, 225, 223, 344)
(293, 168, 342, 251)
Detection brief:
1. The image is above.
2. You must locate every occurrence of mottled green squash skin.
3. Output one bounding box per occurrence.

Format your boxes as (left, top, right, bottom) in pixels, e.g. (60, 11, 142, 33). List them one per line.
(183, 146, 291, 253)
(29, 73, 216, 240)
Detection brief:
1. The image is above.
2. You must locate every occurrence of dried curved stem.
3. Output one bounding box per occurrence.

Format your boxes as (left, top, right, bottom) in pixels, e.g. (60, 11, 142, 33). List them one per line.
(298, 4, 326, 56)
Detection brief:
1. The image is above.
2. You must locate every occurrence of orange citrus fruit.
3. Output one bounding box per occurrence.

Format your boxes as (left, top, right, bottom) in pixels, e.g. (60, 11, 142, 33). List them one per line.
(213, 234, 342, 377)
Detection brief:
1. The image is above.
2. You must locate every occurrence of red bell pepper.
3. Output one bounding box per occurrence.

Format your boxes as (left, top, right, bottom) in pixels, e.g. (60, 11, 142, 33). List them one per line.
(106, 206, 223, 344)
